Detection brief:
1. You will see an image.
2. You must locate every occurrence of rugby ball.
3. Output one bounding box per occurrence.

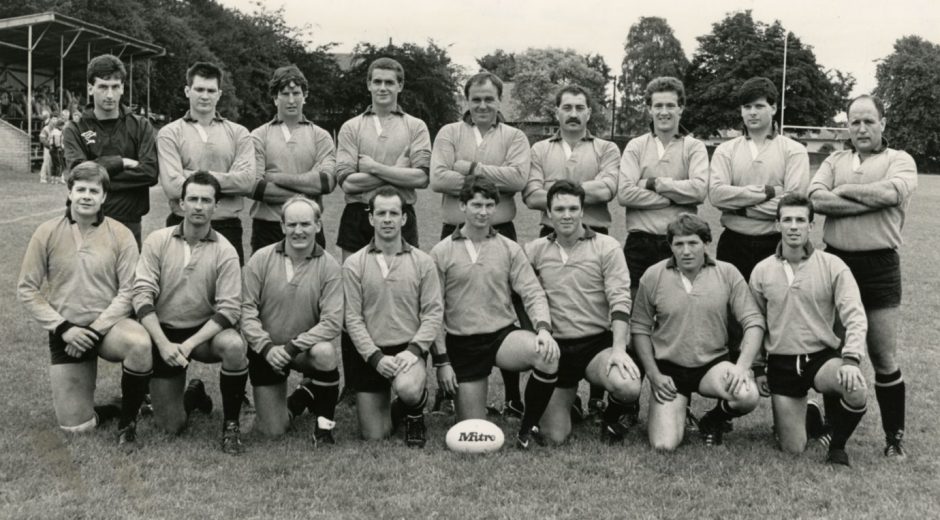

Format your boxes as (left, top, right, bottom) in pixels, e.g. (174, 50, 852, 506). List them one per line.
(445, 419, 505, 453)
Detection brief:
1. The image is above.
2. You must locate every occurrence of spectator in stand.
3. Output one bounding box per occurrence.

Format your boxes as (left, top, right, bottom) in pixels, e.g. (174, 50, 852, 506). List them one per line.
(38, 115, 55, 184)
(50, 118, 67, 184)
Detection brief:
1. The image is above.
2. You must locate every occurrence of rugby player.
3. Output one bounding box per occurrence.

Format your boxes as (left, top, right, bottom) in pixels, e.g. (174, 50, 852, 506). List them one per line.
(809, 94, 917, 458)
(431, 175, 560, 448)
(632, 214, 764, 450)
(134, 172, 248, 454)
(749, 194, 868, 466)
(241, 196, 342, 443)
(525, 181, 642, 444)
(343, 187, 443, 447)
(250, 65, 336, 252)
(63, 54, 158, 247)
(17, 162, 152, 449)
(430, 71, 531, 418)
(157, 62, 255, 265)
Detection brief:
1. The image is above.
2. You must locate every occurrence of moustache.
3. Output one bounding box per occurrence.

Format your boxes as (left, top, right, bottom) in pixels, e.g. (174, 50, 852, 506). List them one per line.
(565, 118, 581, 124)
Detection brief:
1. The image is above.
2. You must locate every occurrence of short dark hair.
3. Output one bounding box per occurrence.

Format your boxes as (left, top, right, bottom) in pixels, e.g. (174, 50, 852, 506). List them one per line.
(776, 193, 815, 222)
(368, 186, 405, 213)
(547, 180, 585, 209)
(464, 72, 503, 99)
(645, 76, 686, 106)
(555, 84, 591, 107)
(459, 175, 500, 204)
(666, 213, 712, 245)
(737, 77, 778, 106)
(181, 171, 221, 201)
(186, 62, 223, 87)
(86, 54, 126, 84)
(269, 64, 308, 97)
(846, 94, 885, 119)
(67, 161, 110, 192)
(368, 58, 404, 83)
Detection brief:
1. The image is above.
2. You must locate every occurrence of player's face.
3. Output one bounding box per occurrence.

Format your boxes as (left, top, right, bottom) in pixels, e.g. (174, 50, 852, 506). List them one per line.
(740, 97, 776, 134)
(776, 205, 813, 249)
(548, 193, 583, 236)
(556, 93, 590, 133)
(185, 75, 221, 116)
(88, 76, 124, 114)
(275, 82, 306, 119)
(368, 195, 406, 241)
(281, 202, 320, 251)
(368, 69, 401, 108)
(467, 80, 500, 128)
(670, 234, 706, 273)
(649, 91, 683, 134)
(847, 98, 885, 154)
(180, 183, 217, 225)
(459, 192, 496, 230)
(68, 180, 106, 218)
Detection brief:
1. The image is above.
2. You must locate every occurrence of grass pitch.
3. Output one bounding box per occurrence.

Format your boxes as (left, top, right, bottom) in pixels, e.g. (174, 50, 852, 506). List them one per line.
(1, 172, 938, 519)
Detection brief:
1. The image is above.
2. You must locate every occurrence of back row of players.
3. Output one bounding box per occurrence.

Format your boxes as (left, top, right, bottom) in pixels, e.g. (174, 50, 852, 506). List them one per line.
(18, 55, 916, 466)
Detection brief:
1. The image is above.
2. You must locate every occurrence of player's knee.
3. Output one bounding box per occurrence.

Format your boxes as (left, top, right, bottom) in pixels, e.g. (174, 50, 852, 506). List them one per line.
(842, 386, 867, 409)
(607, 376, 641, 403)
(394, 377, 426, 405)
(216, 333, 247, 363)
(123, 330, 153, 369)
(309, 342, 337, 370)
(868, 350, 897, 374)
(531, 353, 558, 374)
(730, 386, 760, 412)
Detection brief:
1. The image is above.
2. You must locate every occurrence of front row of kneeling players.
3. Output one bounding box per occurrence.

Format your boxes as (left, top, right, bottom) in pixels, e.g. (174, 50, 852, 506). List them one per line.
(17, 164, 869, 465)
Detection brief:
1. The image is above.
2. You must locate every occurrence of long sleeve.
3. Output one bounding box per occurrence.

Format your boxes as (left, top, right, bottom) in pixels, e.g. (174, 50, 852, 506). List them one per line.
(411, 258, 444, 352)
(475, 129, 529, 193)
(508, 244, 551, 330)
(746, 143, 809, 219)
(335, 120, 361, 188)
(656, 139, 709, 205)
(211, 249, 242, 329)
(708, 144, 767, 210)
(618, 139, 672, 209)
(429, 124, 467, 195)
(291, 259, 344, 350)
(88, 227, 139, 333)
(601, 243, 632, 319)
(132, 235, 163, 319)
(158, 125, 190, 201)
(239, 254, 273, 355)
(832, 261, 868, 361)
(17, 225, 64, 331)
(343, 258, 379, 361)
(218, 125, 257, 196)
(109, 117, 158, 192)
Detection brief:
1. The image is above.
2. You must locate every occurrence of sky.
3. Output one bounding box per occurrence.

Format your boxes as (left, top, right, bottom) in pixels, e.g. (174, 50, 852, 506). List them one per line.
(220, 0, 940, 96)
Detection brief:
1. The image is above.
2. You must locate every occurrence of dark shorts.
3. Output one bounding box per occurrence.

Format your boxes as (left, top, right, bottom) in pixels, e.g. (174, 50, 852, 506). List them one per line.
(337, 202, 418, 252)
(539, 225, 608, 238)
(656, 354, 729, 398)
(247, 348, 294, 387)
(441, 221, 517, 242)
(767, 349, 840, 398)
(447, 324, 520, 383)
(624, 231, 671, 288)
(151, 324, 204, 379)
(557, 330, 614, 388)
(825, 246, 901, 310)
(251, 218, 325, 255)
(716, 228, 781, 282)
(167, 214, 245, 266)
(48, 331, 98, 365)
(344, 342, 423, 393)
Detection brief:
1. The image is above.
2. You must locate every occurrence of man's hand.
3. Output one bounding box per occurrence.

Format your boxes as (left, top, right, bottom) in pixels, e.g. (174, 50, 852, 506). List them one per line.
(756, 374, 771, 397)
(649, 372, 677, 403)
(534, 329, 560, 364)
(64, 344, 83, 358)
(607, 350, 641, 380)
(376, 355, 402, 379)
(62, 327, 98, 351)
(453, 160, 472, 175)
(156, 342, 189, 367)
(838, 364, 867, 394)
(265, 345, 293, 373)
(122, 158, 139, 169)
(394, 350, 420, 372)
(358, 155, 381, 174)
(437, 364, 458, 396)
(724, 364, 752, 396)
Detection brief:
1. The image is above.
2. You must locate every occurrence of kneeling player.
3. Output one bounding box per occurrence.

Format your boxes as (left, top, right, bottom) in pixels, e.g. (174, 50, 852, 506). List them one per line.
(18, 162, 152, 448)
(344, 187, 443, 447)
(431, 176, 560, 448)
(526, 181, 642, 444)
(241, 196, 343, 443)
(749, 194, 868, 466)
(134, 172, 248, 454)
(632, 214, 764, 450)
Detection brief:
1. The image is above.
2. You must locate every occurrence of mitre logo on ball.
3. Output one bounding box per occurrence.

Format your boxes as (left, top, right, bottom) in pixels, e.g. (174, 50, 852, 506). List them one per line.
(446, 419, 505, 453)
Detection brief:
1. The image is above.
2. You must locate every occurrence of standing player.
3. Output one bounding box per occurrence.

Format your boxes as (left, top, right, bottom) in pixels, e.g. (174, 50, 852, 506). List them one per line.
(431, 176, 560, 448)
(809, 95, 917, 458)
(157, 62, 255, 265)
(241, 196, 342, 443)
(18, 162, 152, 448)
(430, 71, 531, 417)
(343, 187, 443, 447)
(250, 65, 336, 252)
(134, 172, 248, 454)
(749, 194, 868, 466)
(64, 54, 158, 247)
(525, 181, 643, 445)
(632, 214, 764, 450)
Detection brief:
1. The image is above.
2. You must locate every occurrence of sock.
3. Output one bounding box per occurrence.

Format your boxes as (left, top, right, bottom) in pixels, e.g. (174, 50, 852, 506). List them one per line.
(521, 369, 557, 431)
(707, 400, 746, 424)
(602, 395, 634, 425)
(287, 381, 315, 420)
(502, 369, 521, 403)
(310, 369, 340, 421)
(589, 384, 605, 402)
(219, 367, 249, 423)
(823, 392, 841, 429)
(404, 389, 428, 418)
(119, 366, 152, 428)
(875, 370, 905, 437)
(829, 398, 866, 451)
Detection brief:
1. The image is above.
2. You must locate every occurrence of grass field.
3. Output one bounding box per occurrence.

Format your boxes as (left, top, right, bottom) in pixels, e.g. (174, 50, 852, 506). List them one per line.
(1, 172, 938, 519)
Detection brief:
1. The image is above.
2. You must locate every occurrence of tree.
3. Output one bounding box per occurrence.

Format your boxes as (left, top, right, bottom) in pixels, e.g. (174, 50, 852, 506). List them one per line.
(874, 35, 940, 166)
(509, 48, 612, 134)
(476, 49, 517, 81)
(684, 10, 854, 138)
(618, 17, 689, 136)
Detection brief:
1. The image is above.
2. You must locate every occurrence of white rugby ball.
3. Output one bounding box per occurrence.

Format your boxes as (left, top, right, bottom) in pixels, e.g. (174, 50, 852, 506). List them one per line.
(445, 419, 505, 453)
